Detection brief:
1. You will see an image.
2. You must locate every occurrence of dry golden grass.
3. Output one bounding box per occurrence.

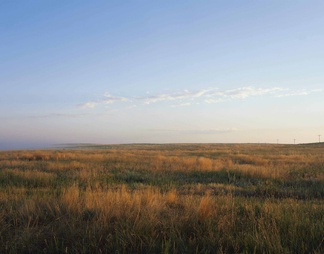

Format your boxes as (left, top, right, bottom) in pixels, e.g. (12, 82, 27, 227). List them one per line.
(0, 143, 323, 253)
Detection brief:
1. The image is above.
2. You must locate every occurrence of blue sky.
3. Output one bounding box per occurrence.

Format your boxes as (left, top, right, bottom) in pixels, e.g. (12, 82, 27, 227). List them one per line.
(1, 0, 324, 149)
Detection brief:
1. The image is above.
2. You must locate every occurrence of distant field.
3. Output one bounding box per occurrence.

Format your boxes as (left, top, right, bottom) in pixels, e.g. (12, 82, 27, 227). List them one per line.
(0, 144, 323, 253)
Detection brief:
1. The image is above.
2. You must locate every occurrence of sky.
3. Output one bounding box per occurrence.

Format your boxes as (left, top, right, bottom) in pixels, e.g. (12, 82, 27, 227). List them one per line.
(1, 0, 324, 149)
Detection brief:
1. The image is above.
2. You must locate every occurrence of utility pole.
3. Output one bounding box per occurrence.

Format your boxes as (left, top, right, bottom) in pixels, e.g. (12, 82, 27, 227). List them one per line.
(319, 135, 321, 143)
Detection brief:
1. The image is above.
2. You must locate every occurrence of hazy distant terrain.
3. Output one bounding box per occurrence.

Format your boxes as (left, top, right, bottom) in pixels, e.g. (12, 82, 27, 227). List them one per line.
(0, 144, 323, 253)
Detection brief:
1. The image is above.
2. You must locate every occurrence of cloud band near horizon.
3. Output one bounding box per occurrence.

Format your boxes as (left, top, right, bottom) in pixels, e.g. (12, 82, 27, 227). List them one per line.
(78, 86, 322, 109)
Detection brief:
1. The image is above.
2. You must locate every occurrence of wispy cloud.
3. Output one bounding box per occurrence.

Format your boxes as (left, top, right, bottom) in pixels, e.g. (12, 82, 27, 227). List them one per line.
(204, 87, 284, 103)
(102, 92, 129, 104)
(78, 86, 321, 109)
(275, 88, 323, 98)
(140, 89, 211, 104)
(78, 102, 97, 109)
(78, 93, 129, 109)
(219, 87, 284, 99)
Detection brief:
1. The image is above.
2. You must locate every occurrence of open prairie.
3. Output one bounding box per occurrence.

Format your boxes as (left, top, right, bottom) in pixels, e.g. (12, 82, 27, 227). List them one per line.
(0, 144, 323, 253)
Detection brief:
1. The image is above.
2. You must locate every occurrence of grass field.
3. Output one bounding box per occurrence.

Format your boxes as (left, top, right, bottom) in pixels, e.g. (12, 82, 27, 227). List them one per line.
(0, 143, 323, 253)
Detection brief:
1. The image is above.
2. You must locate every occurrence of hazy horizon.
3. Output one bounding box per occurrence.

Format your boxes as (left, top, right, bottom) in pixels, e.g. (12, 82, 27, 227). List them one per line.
(2, 140, 324, 151)
(1, 1, 323, 150)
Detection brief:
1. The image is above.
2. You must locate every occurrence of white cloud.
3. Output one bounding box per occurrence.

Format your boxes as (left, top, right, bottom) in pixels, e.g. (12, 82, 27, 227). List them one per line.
(102, 93, 129, 104)
(78, 102, 97, 109)
(204, 86, 285, 101)
(77, 93, 128, 109)
(224, 87, 284, 99)
(78, 86, 321, 109)
(141, 89, 211, 104)
(275, 88, 323, 98)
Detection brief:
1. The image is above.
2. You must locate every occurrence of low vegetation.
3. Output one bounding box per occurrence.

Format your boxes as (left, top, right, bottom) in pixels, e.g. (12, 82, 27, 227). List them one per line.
(0, 143, 323, 253)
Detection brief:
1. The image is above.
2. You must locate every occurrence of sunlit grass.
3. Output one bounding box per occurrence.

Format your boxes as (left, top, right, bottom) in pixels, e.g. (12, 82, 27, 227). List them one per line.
(0, 144, 323, 253)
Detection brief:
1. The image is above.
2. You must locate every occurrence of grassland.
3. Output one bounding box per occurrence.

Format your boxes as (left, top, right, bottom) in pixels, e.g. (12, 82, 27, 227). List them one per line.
(0, 143, 323, 253)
